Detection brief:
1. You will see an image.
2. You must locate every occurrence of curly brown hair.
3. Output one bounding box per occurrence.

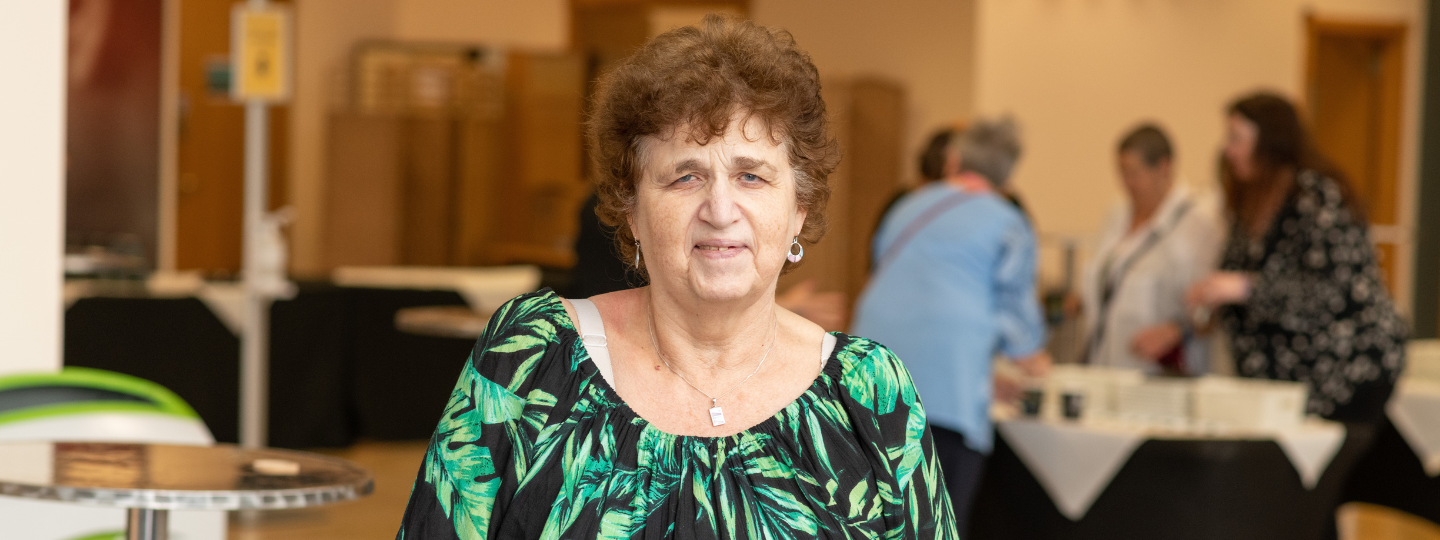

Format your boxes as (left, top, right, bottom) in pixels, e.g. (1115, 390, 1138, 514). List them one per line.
(586, 14, 840, 277)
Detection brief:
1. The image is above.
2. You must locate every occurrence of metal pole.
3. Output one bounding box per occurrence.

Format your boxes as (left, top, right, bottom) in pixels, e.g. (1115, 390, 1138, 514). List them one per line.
(239, 0, 271, 449)
(240, 101, 270, 449)
(126, 508, 169, 540)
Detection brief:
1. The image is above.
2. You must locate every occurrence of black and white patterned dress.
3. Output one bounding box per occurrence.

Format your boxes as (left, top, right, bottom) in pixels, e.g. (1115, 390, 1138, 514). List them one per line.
(1219, 170, 1406, 422)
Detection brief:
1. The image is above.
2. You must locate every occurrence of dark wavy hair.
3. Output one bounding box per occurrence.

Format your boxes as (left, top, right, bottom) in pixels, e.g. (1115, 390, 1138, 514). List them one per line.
(1223, 92, 1359, 231)
(919, 128, 957, 181)
(586, 15, 841, 276)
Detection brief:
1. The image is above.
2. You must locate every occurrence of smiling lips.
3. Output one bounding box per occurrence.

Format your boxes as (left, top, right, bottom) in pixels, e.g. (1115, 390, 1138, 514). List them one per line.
(695, 240, 746, 257)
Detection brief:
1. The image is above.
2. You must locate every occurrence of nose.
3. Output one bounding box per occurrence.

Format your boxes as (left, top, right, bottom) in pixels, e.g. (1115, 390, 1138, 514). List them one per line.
(697, 175, 741, 228)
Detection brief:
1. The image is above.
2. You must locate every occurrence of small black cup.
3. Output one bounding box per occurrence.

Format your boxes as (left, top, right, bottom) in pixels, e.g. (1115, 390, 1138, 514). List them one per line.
(1020, 389, 1044, 417)
(1062, 392, 1085, 420)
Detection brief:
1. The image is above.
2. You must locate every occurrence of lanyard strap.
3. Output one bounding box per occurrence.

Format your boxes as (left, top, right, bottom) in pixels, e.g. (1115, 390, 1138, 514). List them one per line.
(1084, 199, 1194, 363)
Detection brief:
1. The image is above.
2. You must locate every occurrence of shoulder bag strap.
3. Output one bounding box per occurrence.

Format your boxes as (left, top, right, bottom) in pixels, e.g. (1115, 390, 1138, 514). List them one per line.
(874, 191, 975, 273)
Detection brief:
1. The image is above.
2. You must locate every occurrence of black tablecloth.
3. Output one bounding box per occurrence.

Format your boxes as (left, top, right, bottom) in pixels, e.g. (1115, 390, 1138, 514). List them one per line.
(1342, 416, 1440, 525)
(970, 424, 1374, 540)
(64, 283, 479, 447)
(343, 288, 475, 441)
(65, 296, 241, 444)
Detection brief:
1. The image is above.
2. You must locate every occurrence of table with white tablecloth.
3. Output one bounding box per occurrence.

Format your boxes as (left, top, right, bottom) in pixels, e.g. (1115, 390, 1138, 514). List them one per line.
(971, 416, 1364, 540)
(1388, 375, 1440, 476)
(1342, 357, 1440, 526)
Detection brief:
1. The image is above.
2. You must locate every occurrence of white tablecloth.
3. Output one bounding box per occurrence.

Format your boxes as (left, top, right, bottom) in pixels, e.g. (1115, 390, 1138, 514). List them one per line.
(995, 418, 1346, 520)
(1387, 378, 1440, 477)
(64, 266, 539, 337)
(332, 265, 540, 312)
(64, 275, 251, 335)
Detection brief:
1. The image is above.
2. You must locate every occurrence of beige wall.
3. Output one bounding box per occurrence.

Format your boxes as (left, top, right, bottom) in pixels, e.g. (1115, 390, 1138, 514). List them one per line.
(287, 0, 568, 276)
(974, 0, 1425, 309)
(753, 0, 976, 184)
(394, 0, 568, 50)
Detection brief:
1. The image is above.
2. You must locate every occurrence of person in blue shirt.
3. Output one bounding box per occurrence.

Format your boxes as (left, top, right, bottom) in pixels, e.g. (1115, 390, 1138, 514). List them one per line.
(851, 118, 1050, 535)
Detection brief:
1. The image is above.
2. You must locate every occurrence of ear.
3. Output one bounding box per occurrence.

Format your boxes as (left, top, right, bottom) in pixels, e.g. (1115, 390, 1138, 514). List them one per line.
(790, 205, 808, 239)
(944, 150, 963, 178)
(1157, 158, 1175, 179)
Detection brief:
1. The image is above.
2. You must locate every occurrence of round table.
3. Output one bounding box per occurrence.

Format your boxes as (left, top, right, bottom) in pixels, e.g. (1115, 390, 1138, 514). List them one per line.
(394, 305, 490, 339)
(0, 441, 373, 540)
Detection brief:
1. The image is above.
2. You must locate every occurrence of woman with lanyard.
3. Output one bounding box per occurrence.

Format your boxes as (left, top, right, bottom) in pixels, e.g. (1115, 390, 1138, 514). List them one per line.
(1079, 124, 1224, 375)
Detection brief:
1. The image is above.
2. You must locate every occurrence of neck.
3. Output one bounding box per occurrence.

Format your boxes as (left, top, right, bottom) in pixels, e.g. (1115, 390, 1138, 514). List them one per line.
(1244, 166, 1295, 236)
(1129, 182, 1172, 230)
(945, 172, 993, 193)
(644, 285, 778, 378)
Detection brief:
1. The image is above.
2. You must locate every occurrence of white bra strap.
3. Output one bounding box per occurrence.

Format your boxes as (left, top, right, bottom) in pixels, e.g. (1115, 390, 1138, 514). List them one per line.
(820, 333, 837, 368)
(569, 299, 616, 388)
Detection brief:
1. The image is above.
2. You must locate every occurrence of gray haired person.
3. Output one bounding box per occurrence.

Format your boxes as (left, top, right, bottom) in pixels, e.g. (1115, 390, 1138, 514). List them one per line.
(854, 115, 1050, 534)
(953, 117, 1022, 188)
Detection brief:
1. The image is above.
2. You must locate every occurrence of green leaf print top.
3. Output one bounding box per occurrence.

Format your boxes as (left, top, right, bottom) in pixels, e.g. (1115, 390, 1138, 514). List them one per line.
(397, 289, 957, 539)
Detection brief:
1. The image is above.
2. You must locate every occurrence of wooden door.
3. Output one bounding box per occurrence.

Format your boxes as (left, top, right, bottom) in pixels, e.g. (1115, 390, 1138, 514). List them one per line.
(175, 0, 288, 275)
(1306, 18, 1405, 293)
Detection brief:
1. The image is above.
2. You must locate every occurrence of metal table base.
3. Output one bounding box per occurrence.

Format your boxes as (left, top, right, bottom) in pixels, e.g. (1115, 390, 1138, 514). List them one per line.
(127, 508, 168, 540)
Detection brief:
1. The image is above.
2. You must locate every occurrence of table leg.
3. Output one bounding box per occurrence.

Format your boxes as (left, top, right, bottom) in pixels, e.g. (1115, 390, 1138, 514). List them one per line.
(126, 508, 168, 540)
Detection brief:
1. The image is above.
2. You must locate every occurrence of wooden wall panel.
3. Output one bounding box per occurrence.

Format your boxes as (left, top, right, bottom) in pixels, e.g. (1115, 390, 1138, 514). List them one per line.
(324, 114, 402, 267)
(490, 52, 587, 267)
(844, 79, 906, 303)
(400, 118, 459, 265)
(779, 77, 905, 326)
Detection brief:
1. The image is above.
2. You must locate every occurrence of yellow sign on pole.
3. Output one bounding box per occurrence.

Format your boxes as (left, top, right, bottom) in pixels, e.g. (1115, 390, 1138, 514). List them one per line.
(231, 5, 291, 102)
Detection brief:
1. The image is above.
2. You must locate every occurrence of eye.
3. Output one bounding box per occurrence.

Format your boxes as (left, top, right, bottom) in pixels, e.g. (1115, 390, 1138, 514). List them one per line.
(673, 173, 698, 185)
(740, 173, 764, 184)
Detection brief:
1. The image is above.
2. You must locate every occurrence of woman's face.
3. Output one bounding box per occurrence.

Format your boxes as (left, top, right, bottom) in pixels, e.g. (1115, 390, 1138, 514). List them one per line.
(1224, 113, 1259, 181)
(631, 115, 807, 303)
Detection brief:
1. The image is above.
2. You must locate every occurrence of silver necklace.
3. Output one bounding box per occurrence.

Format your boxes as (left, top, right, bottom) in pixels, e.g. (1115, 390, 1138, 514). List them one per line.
(647, 306, 778, 427)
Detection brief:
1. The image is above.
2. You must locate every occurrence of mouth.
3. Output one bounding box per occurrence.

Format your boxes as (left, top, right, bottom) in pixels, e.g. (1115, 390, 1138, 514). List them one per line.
(694, 241, 747, 257)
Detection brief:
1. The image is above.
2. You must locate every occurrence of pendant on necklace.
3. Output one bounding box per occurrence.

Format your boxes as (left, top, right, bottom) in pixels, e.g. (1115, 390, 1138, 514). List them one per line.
(708, 399, 726, 427)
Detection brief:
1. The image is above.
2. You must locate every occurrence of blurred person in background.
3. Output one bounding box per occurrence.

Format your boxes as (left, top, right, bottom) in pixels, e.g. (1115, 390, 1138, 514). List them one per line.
(871, 125, 1034, 267)
(913, 127, 1031, 220)
(1079, 124, 1224, 375)
(851, 117, 1050, 534)
(400, 16, 956, 538)
(1188, 92, 1406, 422)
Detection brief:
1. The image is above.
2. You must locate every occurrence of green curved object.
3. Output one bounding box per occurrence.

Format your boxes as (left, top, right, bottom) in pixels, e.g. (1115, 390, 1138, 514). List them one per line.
(67, 532, 124, 540)
(0, 367, 200, 428)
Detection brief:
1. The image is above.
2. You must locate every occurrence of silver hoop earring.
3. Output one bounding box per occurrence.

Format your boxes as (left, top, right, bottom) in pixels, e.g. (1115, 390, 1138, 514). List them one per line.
(787, 237, 804, 263)
(634, 240, 641, 268)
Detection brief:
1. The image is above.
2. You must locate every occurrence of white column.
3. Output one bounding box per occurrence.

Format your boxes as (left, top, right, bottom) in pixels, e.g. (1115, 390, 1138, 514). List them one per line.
(239, 0, 272, 449)
(0, 2, 67, 375)
(240, 101, 271, 448)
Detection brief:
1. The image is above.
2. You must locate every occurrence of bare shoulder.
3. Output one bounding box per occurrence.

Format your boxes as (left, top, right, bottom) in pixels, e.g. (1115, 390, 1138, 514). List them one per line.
(777, 304, 829, 362)
(587, 288, 644, 325)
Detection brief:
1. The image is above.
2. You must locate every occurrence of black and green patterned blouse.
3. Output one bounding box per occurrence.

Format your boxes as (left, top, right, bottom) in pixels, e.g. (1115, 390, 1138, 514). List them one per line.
(397, 289, 957, 539)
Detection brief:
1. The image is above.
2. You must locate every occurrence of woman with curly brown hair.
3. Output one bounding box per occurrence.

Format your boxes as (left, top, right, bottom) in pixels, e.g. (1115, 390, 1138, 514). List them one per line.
(397, 15, 957, 539)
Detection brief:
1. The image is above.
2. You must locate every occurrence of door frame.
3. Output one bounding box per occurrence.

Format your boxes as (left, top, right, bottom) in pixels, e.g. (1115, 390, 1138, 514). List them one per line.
(1303, 15, 1411, 308)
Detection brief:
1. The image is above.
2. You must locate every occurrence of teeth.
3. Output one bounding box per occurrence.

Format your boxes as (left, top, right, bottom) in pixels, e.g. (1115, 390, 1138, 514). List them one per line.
(698, 246, 733, 251)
